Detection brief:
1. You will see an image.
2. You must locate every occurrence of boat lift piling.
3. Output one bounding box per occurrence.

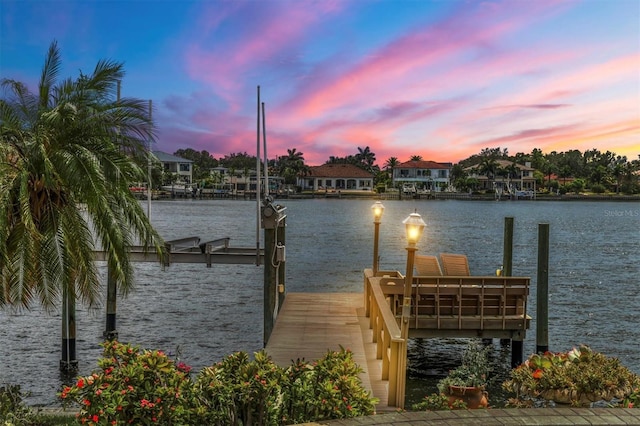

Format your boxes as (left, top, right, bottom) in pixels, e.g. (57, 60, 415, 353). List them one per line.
(81, 236, 269, 371)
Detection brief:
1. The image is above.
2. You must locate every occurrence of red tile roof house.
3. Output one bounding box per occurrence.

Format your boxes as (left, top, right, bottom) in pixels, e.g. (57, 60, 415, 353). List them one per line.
(297, 163, 375, 192)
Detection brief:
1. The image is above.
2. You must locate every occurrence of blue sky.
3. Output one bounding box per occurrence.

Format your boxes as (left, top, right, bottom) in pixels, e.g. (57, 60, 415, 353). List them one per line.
(1, 0, 638, 165)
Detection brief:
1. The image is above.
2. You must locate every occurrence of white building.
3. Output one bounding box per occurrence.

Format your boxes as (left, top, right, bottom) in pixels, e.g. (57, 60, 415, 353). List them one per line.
(298, 164, 375, 191)
(392, 160, 452, 191)
(153, 151, 193, 184)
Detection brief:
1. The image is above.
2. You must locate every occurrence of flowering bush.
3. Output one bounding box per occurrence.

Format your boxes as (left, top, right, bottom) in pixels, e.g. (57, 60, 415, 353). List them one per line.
(503, 345, 640, 407)
(621, 387, 639, 409)
(59, 341, 197, 425)
(59, 342, 377, 425)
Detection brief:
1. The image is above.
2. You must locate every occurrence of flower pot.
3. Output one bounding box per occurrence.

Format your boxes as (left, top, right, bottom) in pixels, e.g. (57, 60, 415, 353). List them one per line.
(447, 385, 488, 409)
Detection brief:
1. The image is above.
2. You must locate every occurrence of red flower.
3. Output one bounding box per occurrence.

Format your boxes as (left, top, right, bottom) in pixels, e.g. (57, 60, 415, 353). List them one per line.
(92, 414, 99, 423)
(77, 378, 85, 388)
(83, 399, 91, 406)
(532, 369, 544, 379)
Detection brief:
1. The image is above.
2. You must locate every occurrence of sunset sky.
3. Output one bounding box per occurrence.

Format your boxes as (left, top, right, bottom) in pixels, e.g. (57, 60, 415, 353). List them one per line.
(1, 0, 638, 166)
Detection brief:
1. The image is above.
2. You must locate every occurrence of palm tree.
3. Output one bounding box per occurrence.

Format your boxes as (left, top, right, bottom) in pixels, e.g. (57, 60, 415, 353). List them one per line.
(383, 157, 400, 187)
(278, 148, 309, 185)
(0, 41, 165, 366)
(410, 155, 423, 161)
(356, 146, 376, 171)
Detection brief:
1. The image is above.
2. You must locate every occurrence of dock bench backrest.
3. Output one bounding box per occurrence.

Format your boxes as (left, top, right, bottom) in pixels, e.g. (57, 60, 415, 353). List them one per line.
(440, 253, 470, 276)
(415, 255, 443, 276)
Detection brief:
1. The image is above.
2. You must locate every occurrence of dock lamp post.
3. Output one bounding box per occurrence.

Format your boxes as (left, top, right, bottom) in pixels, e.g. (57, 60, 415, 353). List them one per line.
(397, 211, 426, 407)
(371, 201, 385, 275)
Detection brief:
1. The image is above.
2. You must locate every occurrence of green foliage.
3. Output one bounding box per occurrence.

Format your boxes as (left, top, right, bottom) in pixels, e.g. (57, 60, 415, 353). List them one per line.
(0, 384, 36, 425)
(59, 342, 376, 425)
(437, 341, 493, 393)
(0, 41, 165, 308)
(590, 183, 606, 194)
(503, 346, 640, 407)
(193, 350, 285, 426)
(280, 347, 378, 423)
(60, 341, 198, 425)
(620, 387, 639, 408)
(411, 392, 466, 411)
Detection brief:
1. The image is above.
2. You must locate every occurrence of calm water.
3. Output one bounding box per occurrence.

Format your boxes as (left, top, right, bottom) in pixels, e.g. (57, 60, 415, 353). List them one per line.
(1, 198, 638, 406)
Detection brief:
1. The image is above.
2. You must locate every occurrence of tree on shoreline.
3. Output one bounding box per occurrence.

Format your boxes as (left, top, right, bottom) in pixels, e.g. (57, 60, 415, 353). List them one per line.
(0, 41, 165, 341)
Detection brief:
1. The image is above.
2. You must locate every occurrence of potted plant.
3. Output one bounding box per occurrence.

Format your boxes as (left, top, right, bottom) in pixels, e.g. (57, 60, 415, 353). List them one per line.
(437, 340, 493, 408)
(503, 345, 640, 407)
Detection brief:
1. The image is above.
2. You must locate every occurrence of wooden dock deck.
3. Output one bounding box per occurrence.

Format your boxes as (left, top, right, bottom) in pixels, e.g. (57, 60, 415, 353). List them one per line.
(264, 292, 390, 412)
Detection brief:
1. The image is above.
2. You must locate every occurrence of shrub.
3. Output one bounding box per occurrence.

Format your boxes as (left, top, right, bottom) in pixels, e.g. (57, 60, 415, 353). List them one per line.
(411, 392, 466, 411)
(193, 350, 285, 426)
(590, 183, 606, 194)
(59, 341, 197, 425)
(280, 347, 377, 423)
(503, 346, 640, 407)
(59, 342, 377, 425)
(0, 384, 36, 425)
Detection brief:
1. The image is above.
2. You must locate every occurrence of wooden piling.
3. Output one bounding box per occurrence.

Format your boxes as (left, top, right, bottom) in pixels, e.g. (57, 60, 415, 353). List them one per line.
(104, 267, 118, 340)
(536, 223, 550, 354)
(502, 217, 519, 360)
(61, 285, 78, 371)
(502, 217, 514, 276)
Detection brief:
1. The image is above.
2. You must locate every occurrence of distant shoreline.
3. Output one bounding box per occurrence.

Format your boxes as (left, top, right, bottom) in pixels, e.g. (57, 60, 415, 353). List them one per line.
(135, 190, 640, 202)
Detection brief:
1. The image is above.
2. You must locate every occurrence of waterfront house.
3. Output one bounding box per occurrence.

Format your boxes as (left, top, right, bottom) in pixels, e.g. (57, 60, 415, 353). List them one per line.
(392, 160, 453, 192)
(298, 164, 374, 191)
(465, 160, 537, 192)
(153, 151, 193, 184)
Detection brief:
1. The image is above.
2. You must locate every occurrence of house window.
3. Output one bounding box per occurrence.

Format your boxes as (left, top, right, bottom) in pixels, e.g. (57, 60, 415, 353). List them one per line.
(400, 170, 409, 177)
(179, 164, 190, 172)
(439, 170, 447, 178)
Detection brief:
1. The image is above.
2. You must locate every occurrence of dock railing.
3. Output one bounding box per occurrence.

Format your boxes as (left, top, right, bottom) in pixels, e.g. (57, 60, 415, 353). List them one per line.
(363, 269, 405, 407)
(364, 269, 531, 408)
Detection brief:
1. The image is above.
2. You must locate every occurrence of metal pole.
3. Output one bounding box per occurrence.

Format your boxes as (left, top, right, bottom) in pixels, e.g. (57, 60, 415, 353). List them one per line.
(397, 243, 417, 409)
(256, 86, 261, 265)
(147, 100, 152, 218)
(262, 102, 268, 199)
(372, 221, 380, 275)
(536, 223, 550, 353)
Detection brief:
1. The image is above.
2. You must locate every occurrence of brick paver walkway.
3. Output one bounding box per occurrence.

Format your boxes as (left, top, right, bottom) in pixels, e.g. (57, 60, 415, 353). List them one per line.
(309, 408, 640, 425)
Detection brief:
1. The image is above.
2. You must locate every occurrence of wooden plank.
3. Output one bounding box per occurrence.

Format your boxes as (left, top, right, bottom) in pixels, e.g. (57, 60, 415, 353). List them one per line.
(264, 293, 390, 412)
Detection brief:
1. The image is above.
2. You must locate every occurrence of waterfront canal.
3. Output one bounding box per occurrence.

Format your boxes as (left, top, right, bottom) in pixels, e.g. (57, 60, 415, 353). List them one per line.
(0, 198, 638, 406)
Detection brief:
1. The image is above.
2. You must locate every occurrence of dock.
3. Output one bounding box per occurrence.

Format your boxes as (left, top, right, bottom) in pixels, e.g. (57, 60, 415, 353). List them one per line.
(264, 292, 391, 411)
(263, 292, 640, 426)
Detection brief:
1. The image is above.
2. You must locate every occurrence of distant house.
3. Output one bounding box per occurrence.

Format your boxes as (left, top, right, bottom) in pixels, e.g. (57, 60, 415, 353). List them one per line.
(297, 164, 374, 191)
(465, 160, 536, 191)
(153, 151, 193, 184)
(392, 160, 453, 192)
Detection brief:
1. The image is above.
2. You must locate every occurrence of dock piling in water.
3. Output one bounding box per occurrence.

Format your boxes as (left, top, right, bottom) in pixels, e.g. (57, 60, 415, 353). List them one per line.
(536, 223, 550, 354)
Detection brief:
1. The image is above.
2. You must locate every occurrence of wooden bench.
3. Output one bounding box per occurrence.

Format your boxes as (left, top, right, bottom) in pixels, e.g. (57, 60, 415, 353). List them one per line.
(378, 275, 530, 339)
